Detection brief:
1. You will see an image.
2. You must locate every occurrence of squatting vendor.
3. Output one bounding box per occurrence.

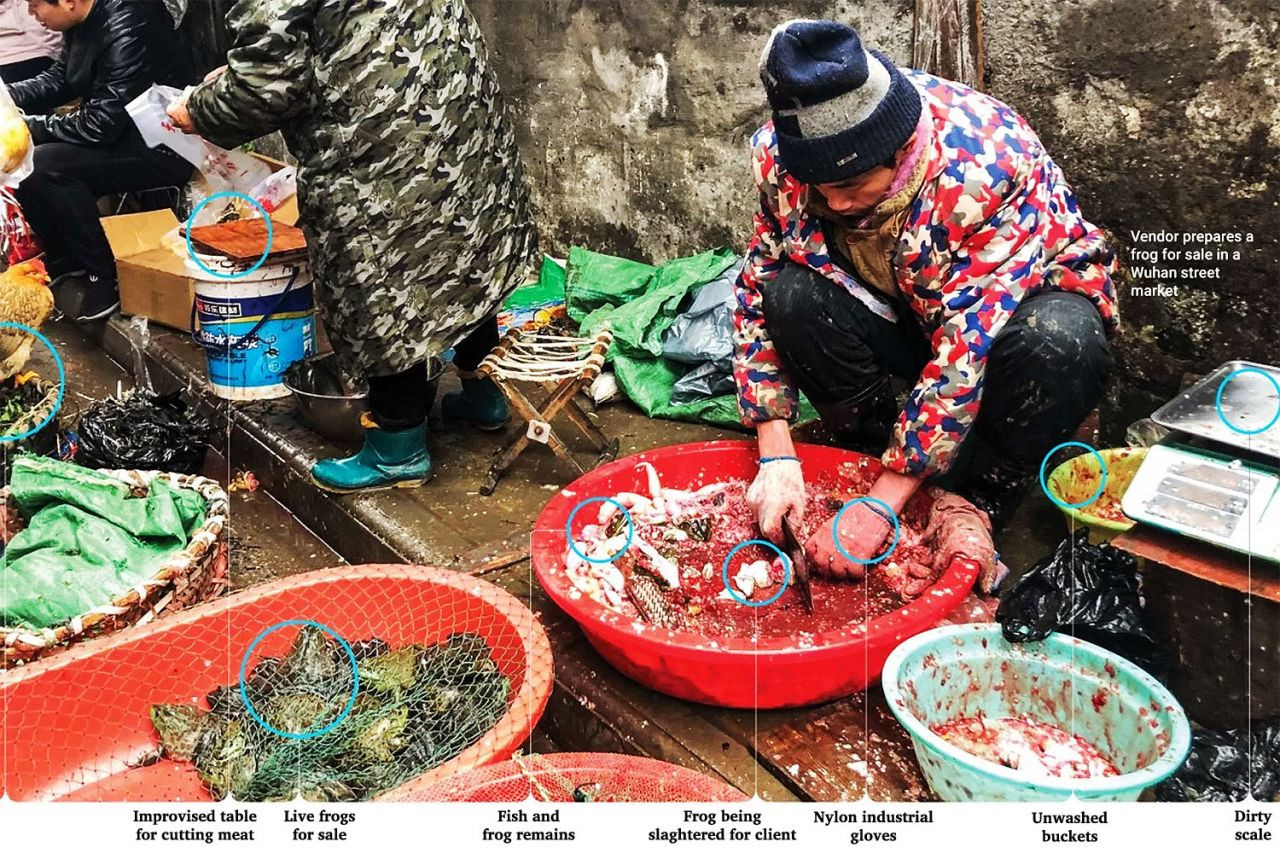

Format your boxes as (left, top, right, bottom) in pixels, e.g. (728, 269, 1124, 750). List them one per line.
(737, 20, 1119, 588)
(168, 0, 537, 493)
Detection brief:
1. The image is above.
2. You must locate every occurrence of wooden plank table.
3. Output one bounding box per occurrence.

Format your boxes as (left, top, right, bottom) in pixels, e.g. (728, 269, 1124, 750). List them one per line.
(479, 557, 997, 801)
(1114, 525, 1280, 728)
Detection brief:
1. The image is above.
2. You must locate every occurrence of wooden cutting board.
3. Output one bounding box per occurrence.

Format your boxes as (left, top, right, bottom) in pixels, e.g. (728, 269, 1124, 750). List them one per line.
(187, 218, 308, 263)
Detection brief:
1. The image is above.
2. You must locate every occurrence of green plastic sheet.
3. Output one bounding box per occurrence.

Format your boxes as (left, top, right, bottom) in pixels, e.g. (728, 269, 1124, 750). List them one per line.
(564, 246, 817, 427)
(1, 456, 207, 630)
(505, 255, 566, 310)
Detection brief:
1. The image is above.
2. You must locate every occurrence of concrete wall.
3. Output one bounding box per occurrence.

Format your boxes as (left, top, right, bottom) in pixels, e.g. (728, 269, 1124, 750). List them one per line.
(984, 0, 1279, 435)
(470, 0, 1279, 437)
(468, 0, 915, 262)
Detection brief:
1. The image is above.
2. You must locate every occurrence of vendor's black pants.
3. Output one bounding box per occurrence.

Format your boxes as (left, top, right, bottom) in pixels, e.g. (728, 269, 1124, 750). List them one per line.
(14, 136, 194, 282)
(367, 317, 501, 430)
(762, 262, 1113, 491)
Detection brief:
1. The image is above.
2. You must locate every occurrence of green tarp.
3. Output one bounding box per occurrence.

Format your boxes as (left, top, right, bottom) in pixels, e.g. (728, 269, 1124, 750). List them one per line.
(1, 456, 207, 630)
(564, 246, 816, 427)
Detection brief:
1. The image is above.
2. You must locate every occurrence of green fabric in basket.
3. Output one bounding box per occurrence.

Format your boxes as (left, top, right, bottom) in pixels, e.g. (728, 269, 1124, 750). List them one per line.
(1, 456, 206, 630)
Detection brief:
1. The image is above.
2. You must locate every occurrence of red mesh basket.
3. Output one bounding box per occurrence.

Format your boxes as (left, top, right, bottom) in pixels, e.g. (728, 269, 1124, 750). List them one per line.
(1, 564, 553, 801)
(532, 441, 979, 709)
(385, 752, 749, 802)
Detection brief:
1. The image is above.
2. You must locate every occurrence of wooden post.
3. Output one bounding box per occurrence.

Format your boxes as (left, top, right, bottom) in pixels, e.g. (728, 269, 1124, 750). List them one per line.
(912, 0, 986, 90)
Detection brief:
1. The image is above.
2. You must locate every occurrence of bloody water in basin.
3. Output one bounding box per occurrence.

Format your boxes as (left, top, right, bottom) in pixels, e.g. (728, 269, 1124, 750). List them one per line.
(594, 468, 940, 640)
(533, 441, 980, 708)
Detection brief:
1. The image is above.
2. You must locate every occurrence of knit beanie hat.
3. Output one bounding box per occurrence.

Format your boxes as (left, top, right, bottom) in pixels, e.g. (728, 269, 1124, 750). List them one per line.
(760, 19, 922, 185)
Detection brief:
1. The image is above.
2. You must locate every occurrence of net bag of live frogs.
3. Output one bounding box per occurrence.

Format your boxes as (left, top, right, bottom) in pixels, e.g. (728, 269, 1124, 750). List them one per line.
(149, 625, 511, 801)
(77, 390, 212, 475)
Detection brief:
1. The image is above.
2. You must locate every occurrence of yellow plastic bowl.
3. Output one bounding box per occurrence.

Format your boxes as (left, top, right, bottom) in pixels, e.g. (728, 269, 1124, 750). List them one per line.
(1046, 447, 1148, 541)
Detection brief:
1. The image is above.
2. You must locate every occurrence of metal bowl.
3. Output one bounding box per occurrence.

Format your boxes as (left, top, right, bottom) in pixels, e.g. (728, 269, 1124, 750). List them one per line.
(283, 353, 442, 446)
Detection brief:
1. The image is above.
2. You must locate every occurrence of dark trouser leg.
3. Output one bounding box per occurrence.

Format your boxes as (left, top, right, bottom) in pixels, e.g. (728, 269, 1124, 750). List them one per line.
(368, 318, 502, 431)
(0, 56, 54, 85)
(441, 315, 509, 429)
(367, 362, 430, 430)
(952, 291, 1113, 523)
(762, 262, 929, 452)
(14, 139, 194, 281)
(761, 263, 1111, 518)
(450, 315, 500, 372)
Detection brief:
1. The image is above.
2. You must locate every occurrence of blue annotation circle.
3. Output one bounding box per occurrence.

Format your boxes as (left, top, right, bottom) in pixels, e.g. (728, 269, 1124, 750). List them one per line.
(0, 322, 65, 443)
(185, 191, 274, 280)
(721, 539, 791, 608)
(1039, 441, 1108, 510)
(832, 496, 900, 565)
(566, 497, 634, 564)
(238, 620, 359, 740)
(1214, 367, 1280, 436)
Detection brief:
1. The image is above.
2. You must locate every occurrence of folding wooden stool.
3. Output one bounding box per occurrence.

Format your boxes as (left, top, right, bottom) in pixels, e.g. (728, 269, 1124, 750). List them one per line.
(476, 326, 619, 495)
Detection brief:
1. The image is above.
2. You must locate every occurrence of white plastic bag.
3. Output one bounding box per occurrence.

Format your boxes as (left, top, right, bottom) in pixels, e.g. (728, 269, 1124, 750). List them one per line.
(126, 83, 206, 165)
(127, 84, 273, 194)
(0, 78, 33, 188)
(247, 165, 296, 215)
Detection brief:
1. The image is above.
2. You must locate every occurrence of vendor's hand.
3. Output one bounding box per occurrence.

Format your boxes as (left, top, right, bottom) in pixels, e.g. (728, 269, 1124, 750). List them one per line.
(805, 501, 894, 580)
(747, 458, 805, 544)
(166, 92, 196, 134)
(925, 489, 1008, 594)
(203, 64, 228, 84)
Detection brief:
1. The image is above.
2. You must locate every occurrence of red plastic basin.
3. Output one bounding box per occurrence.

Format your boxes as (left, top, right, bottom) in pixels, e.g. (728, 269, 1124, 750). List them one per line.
(531, 440, 979, 709)
(1, 565, 553, 801)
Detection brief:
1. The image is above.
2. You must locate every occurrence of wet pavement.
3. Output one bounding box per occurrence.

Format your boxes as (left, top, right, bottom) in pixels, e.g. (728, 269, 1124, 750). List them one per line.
(21, 324, 342, 589)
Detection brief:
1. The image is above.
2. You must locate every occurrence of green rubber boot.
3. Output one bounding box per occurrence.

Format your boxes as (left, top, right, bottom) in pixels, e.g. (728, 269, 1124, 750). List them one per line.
(310, 420, 432, 493)
(441, 375, 509, 431)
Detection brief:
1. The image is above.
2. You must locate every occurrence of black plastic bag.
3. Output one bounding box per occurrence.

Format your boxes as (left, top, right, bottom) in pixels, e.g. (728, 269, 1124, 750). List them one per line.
(1155, 720, 1280, 802)
(671, 361, 735, 405)
(996, 529, 1167, 679)
(77, 391, 213, 475)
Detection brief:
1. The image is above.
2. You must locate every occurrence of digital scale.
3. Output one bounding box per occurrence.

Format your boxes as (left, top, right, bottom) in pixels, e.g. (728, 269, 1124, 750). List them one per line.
(1122, 360, 1280, 562)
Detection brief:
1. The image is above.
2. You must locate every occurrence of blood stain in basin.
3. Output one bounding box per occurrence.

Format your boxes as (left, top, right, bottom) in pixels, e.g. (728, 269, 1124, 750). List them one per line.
(564, 463, 944, 641)
(930, 715, 1119, 780)
(1088, 496, 1130, 523)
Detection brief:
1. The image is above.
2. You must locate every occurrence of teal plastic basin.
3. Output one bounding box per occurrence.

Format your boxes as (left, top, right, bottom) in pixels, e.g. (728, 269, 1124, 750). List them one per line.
(882, 624, 1190, 802)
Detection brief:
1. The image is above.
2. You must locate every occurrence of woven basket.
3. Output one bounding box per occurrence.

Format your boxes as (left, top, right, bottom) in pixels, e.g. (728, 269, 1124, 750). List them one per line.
(2, 469, 229, 668)
(0, 375, 59, 440)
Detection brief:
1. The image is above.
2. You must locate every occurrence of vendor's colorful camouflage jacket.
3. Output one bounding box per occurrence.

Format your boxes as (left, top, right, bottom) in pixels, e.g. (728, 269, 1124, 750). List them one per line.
(733, 71, 1119, 477)
(187, 0, 537, 377)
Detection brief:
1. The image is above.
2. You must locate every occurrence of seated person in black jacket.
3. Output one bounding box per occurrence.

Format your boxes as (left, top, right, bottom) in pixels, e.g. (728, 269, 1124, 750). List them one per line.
(11, 0, 195, 322)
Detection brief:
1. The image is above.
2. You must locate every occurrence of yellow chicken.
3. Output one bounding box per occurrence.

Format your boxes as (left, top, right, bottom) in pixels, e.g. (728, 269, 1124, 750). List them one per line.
(0, 260, 54, 381)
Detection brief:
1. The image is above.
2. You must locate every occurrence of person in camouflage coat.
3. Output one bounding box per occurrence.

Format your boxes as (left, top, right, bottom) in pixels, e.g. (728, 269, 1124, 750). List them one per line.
(173, 0, 538, 492)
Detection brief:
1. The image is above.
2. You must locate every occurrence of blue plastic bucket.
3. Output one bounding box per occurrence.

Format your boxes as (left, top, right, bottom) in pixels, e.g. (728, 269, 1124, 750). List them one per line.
(881, 624, 1190, 802)
(190, 258, 316, 401)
